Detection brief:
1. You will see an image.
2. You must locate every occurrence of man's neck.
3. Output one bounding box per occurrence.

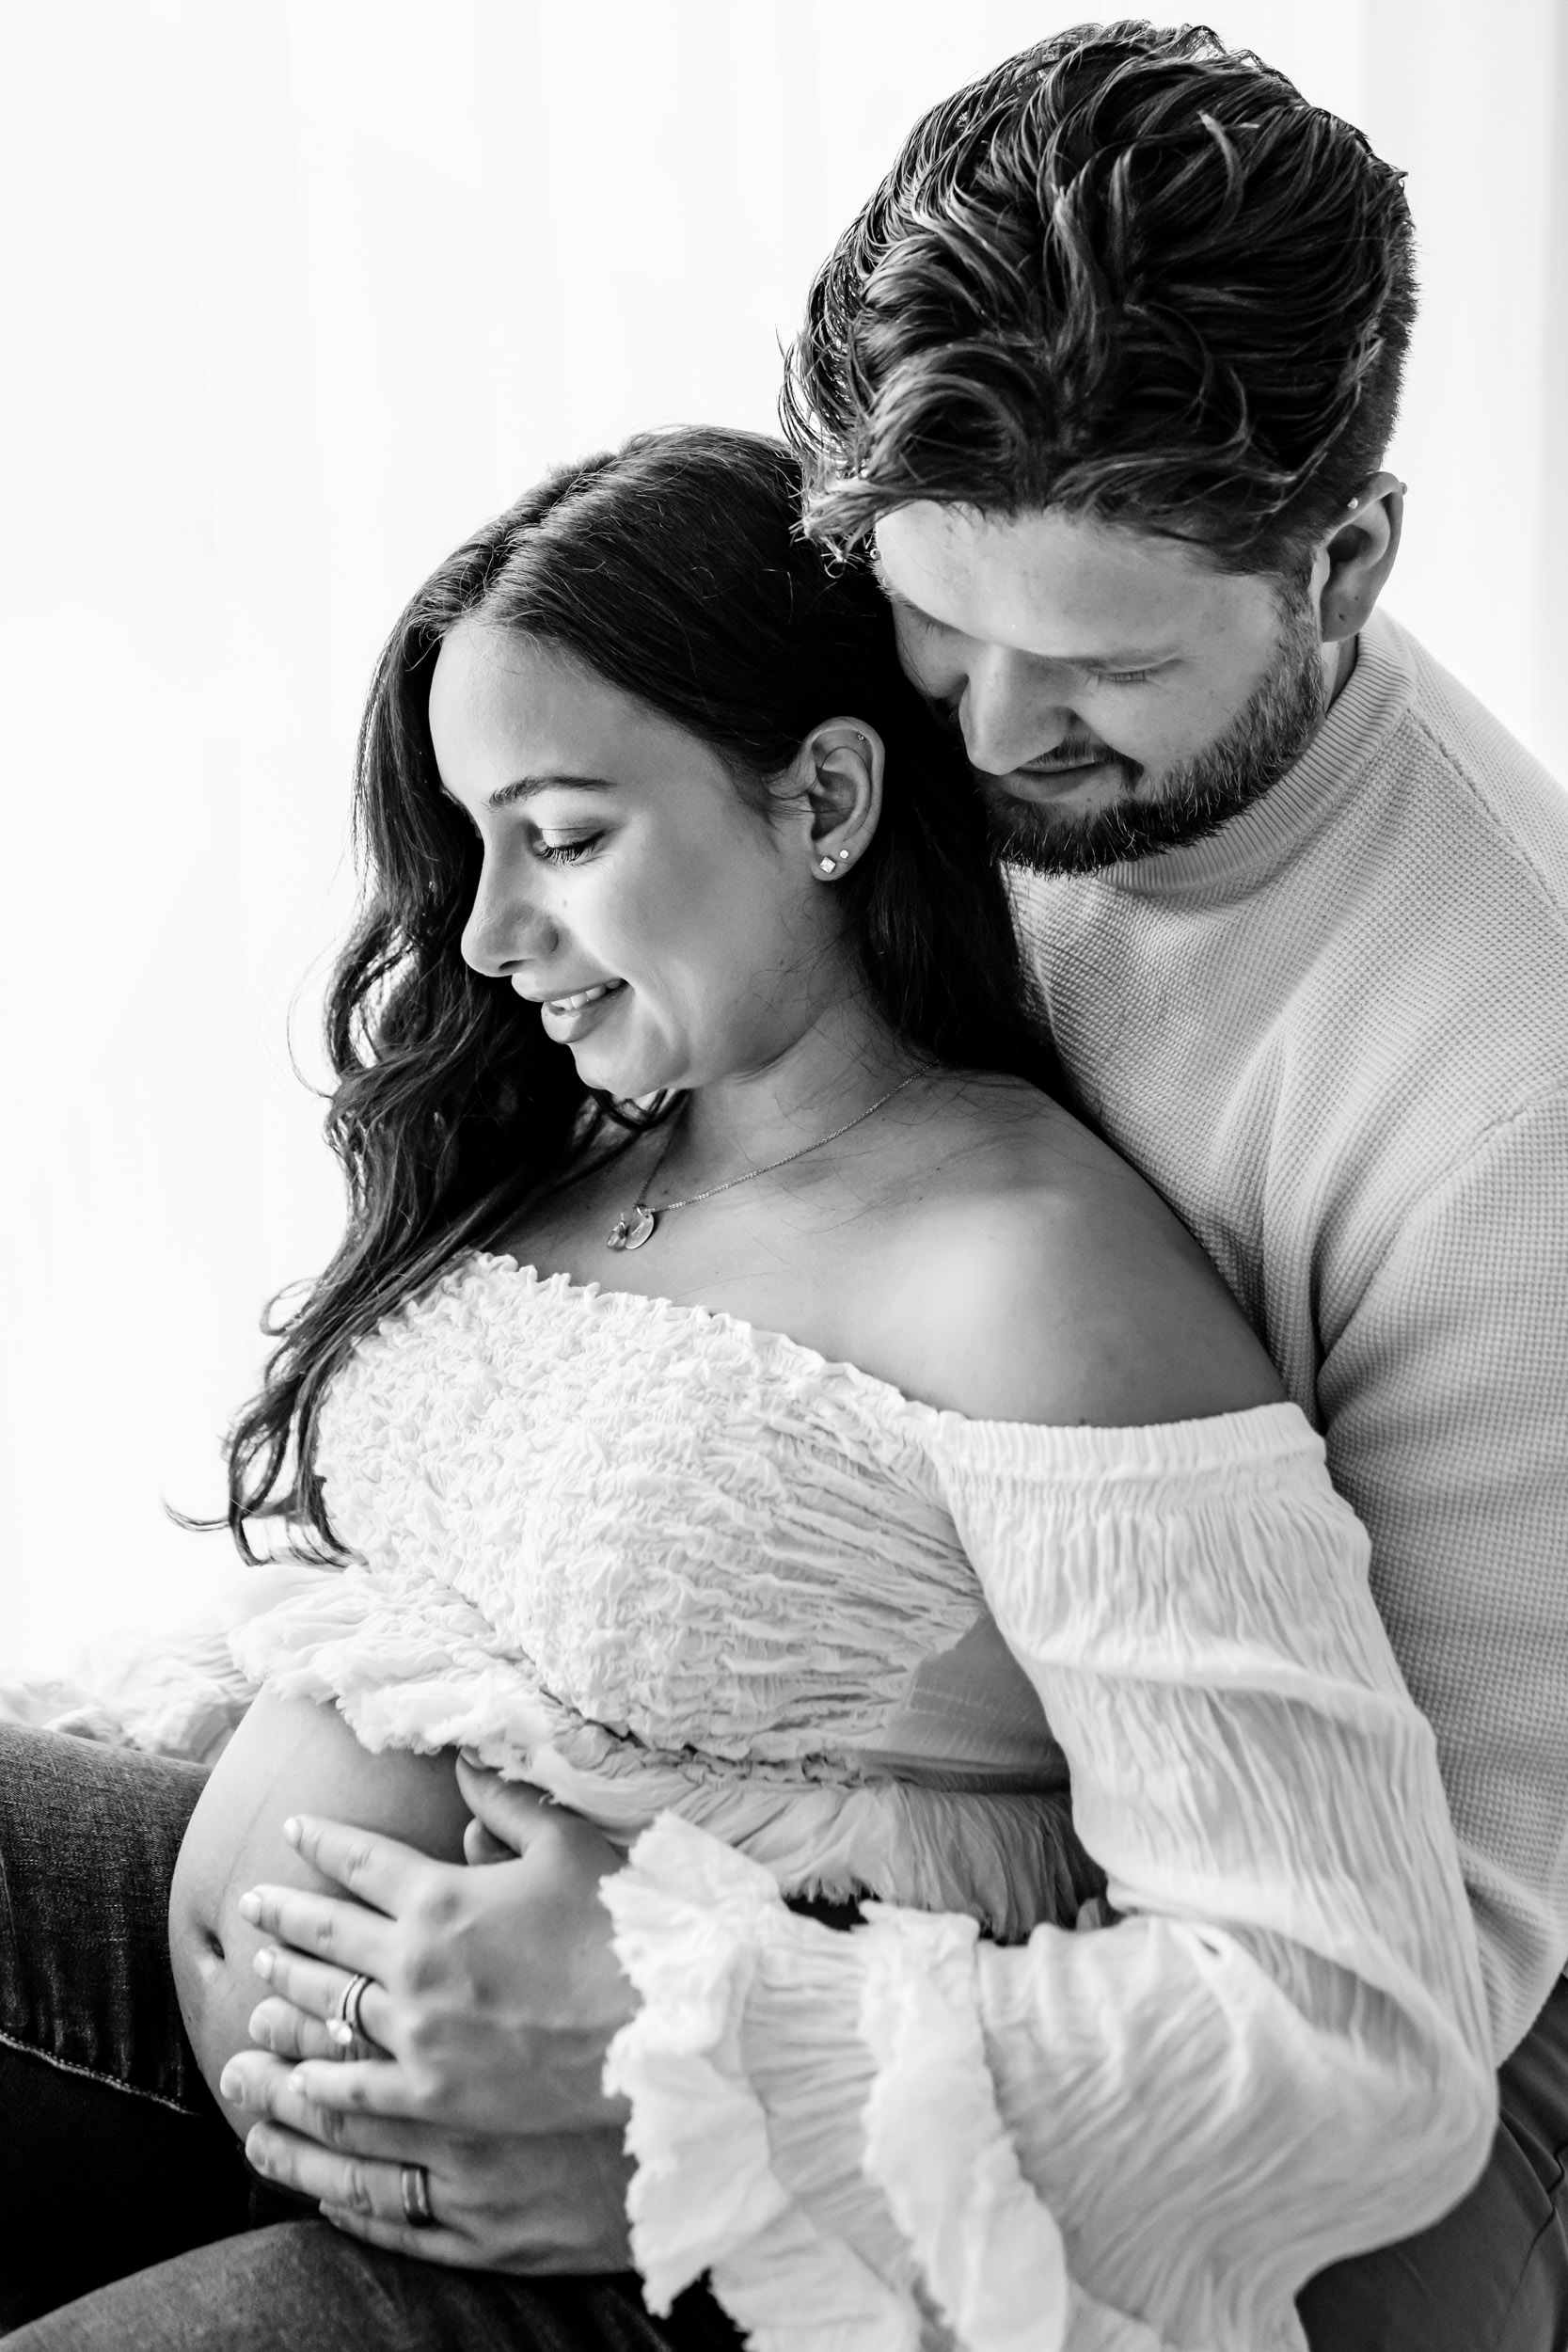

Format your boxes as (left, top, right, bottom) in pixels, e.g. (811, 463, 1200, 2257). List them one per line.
(1325, 631, 1360, 711)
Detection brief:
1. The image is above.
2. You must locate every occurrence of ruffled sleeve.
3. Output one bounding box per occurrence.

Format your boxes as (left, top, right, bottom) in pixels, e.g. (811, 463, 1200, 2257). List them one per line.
(229, 1560, 575, 1764)
(602, 1403, 1496, 2352)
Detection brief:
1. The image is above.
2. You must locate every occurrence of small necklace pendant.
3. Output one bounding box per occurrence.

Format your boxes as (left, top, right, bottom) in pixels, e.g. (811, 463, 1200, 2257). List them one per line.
(606, 1203, 657, 1253)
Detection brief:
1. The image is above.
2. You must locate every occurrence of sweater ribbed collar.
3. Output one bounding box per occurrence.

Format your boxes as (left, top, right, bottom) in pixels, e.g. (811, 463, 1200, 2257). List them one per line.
(1087, 606, 1417, 902)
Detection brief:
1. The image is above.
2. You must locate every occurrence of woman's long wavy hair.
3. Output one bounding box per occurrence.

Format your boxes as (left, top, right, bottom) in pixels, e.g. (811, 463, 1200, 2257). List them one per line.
(222, 425, 1057, 1562)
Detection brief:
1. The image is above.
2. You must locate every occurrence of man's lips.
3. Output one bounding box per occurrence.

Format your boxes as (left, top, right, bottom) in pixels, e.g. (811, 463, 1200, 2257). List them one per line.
(982, 754, 1126, 803)
(1013, 739, 1121, 775)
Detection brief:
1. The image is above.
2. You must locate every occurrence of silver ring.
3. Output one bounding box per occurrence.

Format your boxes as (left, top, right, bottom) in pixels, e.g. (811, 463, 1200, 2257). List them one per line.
(401, 2161, 436, 2229)
(329, 1969, 374, 2051)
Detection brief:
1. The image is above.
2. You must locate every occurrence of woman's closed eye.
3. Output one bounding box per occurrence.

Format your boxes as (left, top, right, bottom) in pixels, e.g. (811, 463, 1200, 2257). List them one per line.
(532, 832, 605, 866)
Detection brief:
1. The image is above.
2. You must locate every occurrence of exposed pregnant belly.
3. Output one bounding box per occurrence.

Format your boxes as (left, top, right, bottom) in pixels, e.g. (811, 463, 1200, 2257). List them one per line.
(168, 1691, 472, 2137)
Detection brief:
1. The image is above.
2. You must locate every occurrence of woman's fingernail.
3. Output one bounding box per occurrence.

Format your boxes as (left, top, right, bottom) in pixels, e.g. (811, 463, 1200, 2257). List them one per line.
(282, 1817, 302, 1845)
(218, 2066, 244, 2104)
(237, 1891, 261, 1924)
(252, 1947, 275, 1981)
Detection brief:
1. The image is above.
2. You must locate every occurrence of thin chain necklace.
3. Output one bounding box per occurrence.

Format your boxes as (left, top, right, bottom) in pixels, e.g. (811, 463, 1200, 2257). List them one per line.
(605, 1073, 920, 1253)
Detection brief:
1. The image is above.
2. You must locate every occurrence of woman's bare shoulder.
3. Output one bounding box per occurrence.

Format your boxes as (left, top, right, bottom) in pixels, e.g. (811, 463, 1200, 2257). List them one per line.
(880, 1075, 1285, 1428)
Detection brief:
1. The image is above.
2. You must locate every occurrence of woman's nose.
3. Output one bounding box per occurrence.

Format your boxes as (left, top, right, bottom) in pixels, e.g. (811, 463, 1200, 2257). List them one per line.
(460, 866, 560, 978)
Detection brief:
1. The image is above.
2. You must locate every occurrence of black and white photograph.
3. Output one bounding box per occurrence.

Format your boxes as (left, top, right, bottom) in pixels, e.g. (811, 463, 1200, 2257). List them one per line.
(2, 3, 1564, 2344)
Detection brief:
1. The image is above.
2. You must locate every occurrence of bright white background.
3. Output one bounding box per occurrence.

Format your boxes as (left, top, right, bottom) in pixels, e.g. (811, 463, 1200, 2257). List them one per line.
(3, 0, 1564, 1671)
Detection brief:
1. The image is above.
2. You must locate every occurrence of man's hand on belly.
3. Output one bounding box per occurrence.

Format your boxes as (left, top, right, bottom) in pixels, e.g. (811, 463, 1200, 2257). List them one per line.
(215, 1772, 638, 2269)
(223, 2057, 635, 2271)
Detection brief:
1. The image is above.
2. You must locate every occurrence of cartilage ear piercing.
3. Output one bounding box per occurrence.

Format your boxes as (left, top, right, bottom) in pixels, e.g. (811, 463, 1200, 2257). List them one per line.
(835, 849, 850, 864)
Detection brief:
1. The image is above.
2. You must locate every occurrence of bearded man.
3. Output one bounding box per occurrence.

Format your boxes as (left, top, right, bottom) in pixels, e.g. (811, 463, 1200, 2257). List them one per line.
(783, 20, 1568, 2346)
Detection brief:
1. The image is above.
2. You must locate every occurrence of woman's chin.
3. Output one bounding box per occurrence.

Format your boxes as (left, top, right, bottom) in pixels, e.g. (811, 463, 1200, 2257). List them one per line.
(567, 1037, 683, 1100)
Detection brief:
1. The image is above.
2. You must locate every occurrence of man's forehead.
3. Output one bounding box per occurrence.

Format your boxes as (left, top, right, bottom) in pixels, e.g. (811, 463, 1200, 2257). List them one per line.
(873, 501, 1251, 658)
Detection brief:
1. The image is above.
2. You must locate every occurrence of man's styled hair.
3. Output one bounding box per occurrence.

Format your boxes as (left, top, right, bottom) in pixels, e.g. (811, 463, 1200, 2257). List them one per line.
(784, 20, 1417, 575)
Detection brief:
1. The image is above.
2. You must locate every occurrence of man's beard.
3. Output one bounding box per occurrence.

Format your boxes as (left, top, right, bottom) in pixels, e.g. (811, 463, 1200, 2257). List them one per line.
(979, 587, 1330, 878)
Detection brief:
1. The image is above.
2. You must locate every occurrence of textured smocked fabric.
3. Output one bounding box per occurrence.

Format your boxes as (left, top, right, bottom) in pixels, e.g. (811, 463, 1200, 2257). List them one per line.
(233, 1257, 1096, 1941)
(1010, 608, 1568, 2060)
(233, 1255, 1495, 2350)
(604, 1406, 1496, 2352)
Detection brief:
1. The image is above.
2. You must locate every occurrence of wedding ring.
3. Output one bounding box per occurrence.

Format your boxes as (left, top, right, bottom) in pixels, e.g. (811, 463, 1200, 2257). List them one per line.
(329, 1970, 374, 2051)
(401, 2161, 436, 2229)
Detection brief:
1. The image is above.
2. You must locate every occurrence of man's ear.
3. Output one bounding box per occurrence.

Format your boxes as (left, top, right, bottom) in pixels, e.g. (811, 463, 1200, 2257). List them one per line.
(1314, 470, 1405, 643)
(787, 719, 884, 883)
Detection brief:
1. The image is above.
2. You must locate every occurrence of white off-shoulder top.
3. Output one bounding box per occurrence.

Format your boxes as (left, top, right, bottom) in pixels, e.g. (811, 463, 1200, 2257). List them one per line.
(236, 1254, 1098, 1939)
(233, 1252, 1495, 2352)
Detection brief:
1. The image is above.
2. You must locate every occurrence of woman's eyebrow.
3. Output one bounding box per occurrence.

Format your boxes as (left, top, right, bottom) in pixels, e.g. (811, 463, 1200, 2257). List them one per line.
(439, 773, 622, 811)
(488, 773, 621, 808)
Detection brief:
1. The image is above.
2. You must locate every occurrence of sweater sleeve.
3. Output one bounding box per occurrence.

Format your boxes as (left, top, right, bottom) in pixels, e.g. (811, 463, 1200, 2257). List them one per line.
(601, 1404, 1496, 2352)
(1317, 1089, 1568, 2058)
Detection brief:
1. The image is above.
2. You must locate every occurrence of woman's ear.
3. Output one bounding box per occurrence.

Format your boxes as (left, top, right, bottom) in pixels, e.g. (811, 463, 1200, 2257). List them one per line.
(788, 719, 884, 883)
(1313, 470, 1405, 643)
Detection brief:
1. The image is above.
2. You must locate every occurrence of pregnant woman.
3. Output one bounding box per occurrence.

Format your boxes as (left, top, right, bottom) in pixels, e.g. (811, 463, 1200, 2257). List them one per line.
(2, 427, 1493, 2350)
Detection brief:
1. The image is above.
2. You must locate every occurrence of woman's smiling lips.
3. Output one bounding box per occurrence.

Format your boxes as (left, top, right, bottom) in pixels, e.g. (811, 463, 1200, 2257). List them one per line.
(528, 977, 628, 1044)
(546, 980, 620, 1014)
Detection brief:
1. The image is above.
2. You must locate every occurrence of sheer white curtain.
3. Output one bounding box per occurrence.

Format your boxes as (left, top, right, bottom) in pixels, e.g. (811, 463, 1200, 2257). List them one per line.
(3, 0, 1562, 1669)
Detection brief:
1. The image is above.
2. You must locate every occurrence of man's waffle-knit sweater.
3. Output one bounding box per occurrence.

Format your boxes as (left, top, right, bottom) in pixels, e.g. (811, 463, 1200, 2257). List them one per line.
(1013, 606, 1568, 2060)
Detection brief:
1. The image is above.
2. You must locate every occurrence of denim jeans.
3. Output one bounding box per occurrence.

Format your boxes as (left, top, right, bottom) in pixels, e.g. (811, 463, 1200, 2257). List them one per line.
(2, 1722, 1565, 2347)
(0, 1725, 740, 2349)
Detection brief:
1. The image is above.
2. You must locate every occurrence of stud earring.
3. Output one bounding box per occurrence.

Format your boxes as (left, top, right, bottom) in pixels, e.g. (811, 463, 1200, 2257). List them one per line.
(818, 856, 836, 875)
(835, 850, 850, 864)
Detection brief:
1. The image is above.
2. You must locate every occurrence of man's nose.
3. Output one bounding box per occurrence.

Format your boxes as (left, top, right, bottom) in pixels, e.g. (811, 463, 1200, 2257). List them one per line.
(959, 644, 1080, 774)
(460, 866, 560, 978)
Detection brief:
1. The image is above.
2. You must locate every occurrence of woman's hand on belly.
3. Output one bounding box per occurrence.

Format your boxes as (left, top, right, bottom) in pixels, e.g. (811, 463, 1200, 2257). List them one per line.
(219, 1764, 635, 2140)
(167, 1691, 472, 2134)
(214, 1769, 638, 2268)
